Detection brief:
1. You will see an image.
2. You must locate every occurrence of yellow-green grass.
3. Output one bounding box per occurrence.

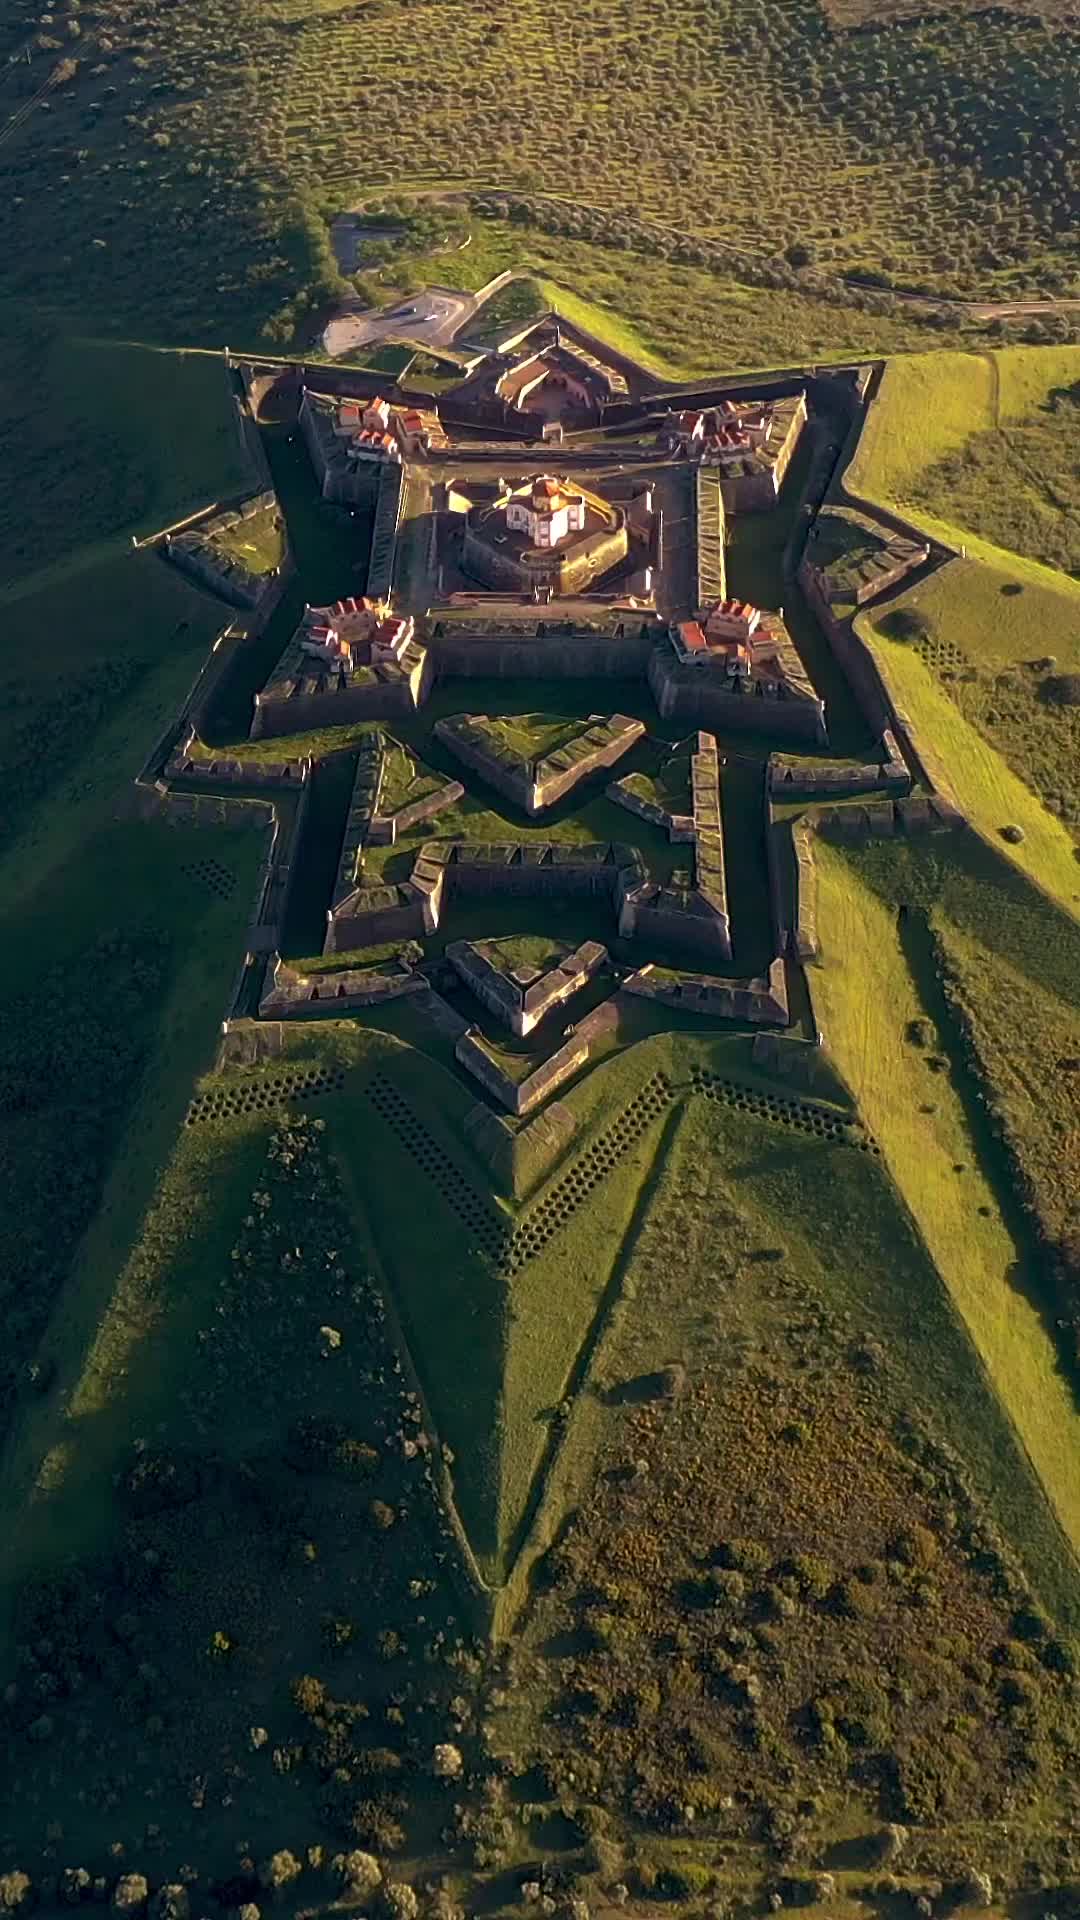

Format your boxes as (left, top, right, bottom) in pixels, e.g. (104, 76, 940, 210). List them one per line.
(0, 327, 256, 599)
(811, 838, 1080, 1602)
(846, 350, 999, 507)
(846, 344, 1080, 519)
(211, 504, 285, 575)
(879, 543, 1080, 667)
(995, 344, 1080, 420)
(371, 224, 968, 383)
(934, 915, 1080, 1250)
(856, 601, 1080, 922)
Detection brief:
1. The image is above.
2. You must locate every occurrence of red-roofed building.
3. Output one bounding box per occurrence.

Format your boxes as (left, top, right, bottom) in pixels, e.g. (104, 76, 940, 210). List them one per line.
(703, 598, 762, 642)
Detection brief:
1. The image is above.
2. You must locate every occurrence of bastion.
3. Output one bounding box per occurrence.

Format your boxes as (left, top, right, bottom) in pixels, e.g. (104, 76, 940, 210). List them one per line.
(446, 937, 608, 1036)
(433, 711, 645, 816)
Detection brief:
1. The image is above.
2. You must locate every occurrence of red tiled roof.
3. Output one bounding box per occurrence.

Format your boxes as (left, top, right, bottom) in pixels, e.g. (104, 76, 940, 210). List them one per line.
(677, 620, 708, 651)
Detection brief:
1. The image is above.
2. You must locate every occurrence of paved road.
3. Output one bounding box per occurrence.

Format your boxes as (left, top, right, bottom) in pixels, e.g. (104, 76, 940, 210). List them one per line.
(321, 272, 517, 359)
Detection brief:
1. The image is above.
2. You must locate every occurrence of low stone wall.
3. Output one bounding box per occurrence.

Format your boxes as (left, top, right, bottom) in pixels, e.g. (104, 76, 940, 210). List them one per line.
(260, 953, 425, 1016)
(464, 1100, 577, 1199)
(606, 777, 695, 842)
(166, 726, 311, 790)
(426, 625, 655, 681)
(767, 728, 910, 800)
(621, 957, 790, 1026)
(387, 780, 464, 836)
(790, 815, 820, 961)
(455, 996, 620, 1116)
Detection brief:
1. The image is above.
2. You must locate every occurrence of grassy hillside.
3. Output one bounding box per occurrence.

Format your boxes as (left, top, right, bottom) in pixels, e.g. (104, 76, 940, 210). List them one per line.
(0, 328, 255, 595)
(810, 835, 1080, 1601)
(0, 1113, 483, 1880)
(857, 593, 1080, 913)
(507, 1096, 1080, 1884)
(847, 344, 1080, 573)
(0, 0, 1077, 349)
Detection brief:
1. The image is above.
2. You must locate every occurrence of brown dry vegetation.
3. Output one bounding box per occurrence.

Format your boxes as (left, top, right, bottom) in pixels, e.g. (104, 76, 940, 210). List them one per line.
(511, 1100, 1080, 1888)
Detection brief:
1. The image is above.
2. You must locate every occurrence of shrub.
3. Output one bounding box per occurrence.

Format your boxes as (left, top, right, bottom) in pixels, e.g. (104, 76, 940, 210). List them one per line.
(1042, 673, 1080, 707)
(150, 1890, 189, 1920)
(291, 1673, 328, 1718)
(332, 1852, 382, 1898)
(258, 1852, 302, 1893)
(720, 1537, 771, 1575)
(880, 607, 931, 643)
(383, 1885, 419, 1920)
(112, 1879, 149, 1915)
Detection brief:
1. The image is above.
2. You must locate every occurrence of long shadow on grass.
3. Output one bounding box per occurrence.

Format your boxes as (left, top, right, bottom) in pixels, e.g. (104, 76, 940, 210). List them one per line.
(504, 1100, 684, 1594)
(897, 902, 1080, 1413)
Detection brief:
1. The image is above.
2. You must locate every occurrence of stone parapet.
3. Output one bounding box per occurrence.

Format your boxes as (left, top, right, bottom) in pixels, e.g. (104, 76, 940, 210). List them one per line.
(455, 996, 620, 1116)
(621, 957, 790, 1026)
(790, 816, 820, 961)
(446, 937, 608, 1037)
(331, 732, 386, 910)
(259, 952, 425, 1017)
(165, 727, 311, 790)
(435, 712, 644, 816)
(768, 728, 910, 801)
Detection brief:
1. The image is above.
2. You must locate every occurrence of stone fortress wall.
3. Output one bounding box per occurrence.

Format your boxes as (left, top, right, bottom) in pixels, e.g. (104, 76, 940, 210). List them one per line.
(163, 490, 280, 608)
(149, 346, 987, 1121)
(424, 618, 659, 682)
(447, 938, 608, 1037)
(433, 712, 645, 817)
(797, 556, 963, 812)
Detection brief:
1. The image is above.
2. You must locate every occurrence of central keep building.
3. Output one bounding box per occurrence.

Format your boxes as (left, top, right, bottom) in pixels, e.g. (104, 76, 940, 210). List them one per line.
(460, 474, 628, 597)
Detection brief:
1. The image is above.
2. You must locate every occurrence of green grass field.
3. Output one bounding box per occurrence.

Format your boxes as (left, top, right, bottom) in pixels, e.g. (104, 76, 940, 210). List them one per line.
(0, 812, 266, 1561)
(810, 835, 1080, 1609)
(846, 345, 1080, 568)
(857, 599, 1080, 918)
(211, 504, 285, 575)
(0, 328, 256, 598)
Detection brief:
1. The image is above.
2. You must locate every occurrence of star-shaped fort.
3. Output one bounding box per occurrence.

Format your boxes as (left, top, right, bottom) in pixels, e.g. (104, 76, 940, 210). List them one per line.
(120, 291, 987, 1606)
